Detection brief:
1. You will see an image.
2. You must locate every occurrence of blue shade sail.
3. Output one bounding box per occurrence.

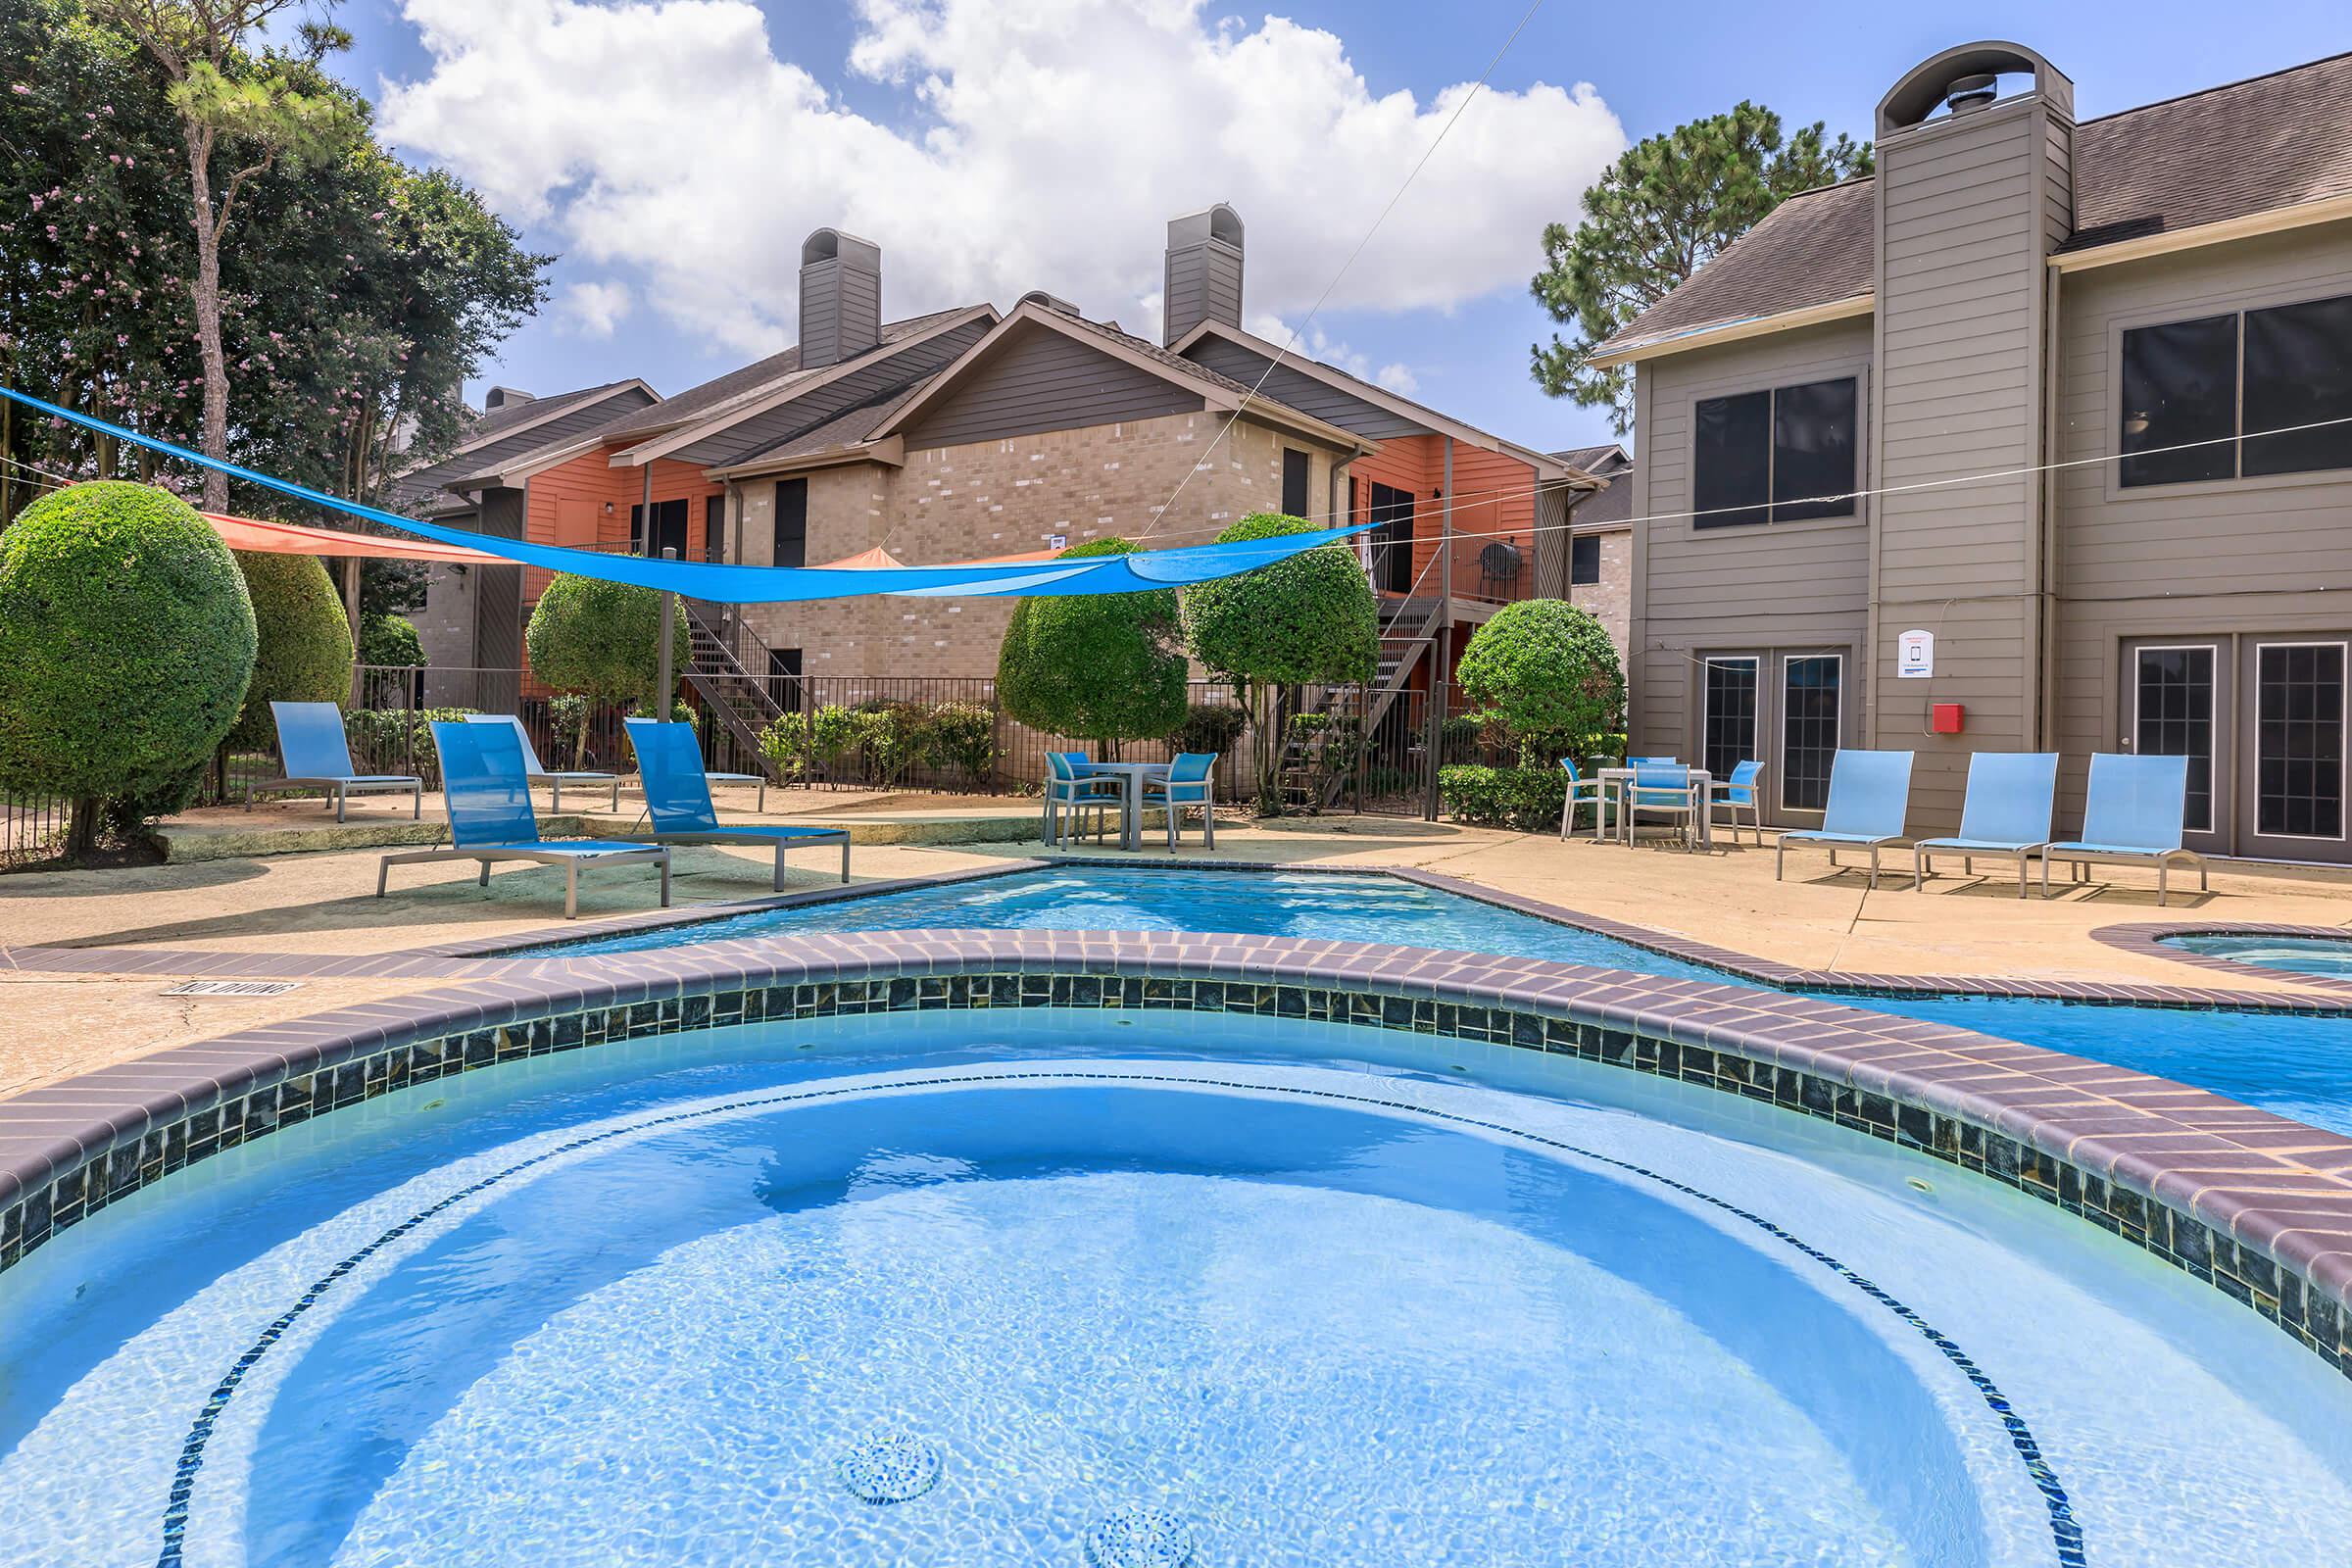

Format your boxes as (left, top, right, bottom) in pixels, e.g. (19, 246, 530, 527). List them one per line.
(0, 387, 1369, 603)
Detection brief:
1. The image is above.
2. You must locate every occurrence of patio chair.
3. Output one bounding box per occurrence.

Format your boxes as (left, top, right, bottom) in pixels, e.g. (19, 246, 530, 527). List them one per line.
(1557, 757, 1610, 840)
(1775, 750, 1914, 889)
(462, 713, 620, 812)
(1623, 760, 1702, 851)
(377, 720, 669, 919)
(1912, 752, 2057, 898)
(2040, 753, 2209, 906)
(623, 719, 848, 889)
(1142, 752, 1217, 851)
(1044, 752, 1118, 849)
(1630, 756, 1680, 765)
(1708, 760, 1767, 846)
(246, 701, 421, 822)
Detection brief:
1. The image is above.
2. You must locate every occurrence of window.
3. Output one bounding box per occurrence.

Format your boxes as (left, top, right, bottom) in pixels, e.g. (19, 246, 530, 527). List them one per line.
(1281, 448, 1310, 517)
(1570, 533, 1601, 586)
(1368, 481, 1414, 594)
(2122, 291, 2352, 486)
(2255, 642, 2344, 840)
(1780, 655, 1842, 811)
(1701, 657, 1759, 784)
(628, 497, 688, 559)
(772, 477, 808, 569)
(769, 647, 804, 708)
(1693, 377, 1856, 528)
(705, 495, 726, 563)
(2133, 646, 2216, 833)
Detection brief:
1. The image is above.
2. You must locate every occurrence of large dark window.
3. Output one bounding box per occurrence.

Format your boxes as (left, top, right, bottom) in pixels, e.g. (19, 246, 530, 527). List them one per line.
(2256, 643, 2344, 840)
(1368, 481, 1414, 594)
(628, 497, 689, 559)
(1701, 657, 1759, 784)
(772, 478, 808, 568)
(1693, 378, 1855, 527)
(1281, 448, 1311, 516)
(2243, 294, 2352, 478)
(2133, 646, 2216, 833)
(704, 495, 726, 562)
(1780, 655, 1841, 812)
(1570, 533, 1601, 586)
(2120, 314, 2237, 486)
(2122, 291, 2352, 486)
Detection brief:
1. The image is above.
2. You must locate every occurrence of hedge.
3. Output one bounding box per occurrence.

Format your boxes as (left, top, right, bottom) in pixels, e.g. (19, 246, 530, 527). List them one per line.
(228, 549, 355, 750)
(0, 482, 258, 845)
(1438, 763, 1570, 833)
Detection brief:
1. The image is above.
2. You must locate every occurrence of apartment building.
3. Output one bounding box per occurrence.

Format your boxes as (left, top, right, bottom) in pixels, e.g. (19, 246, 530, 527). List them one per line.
(1599, 42, 2352, 858)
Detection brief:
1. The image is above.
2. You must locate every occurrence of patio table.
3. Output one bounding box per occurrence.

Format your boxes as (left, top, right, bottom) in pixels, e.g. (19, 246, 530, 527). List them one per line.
(1597, 766, 1714, 849)
(1077, 761, 1174, 852)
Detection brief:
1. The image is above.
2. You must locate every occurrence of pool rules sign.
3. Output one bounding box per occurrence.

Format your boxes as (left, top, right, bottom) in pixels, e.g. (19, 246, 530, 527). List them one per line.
(1897, 628, 1935, 679)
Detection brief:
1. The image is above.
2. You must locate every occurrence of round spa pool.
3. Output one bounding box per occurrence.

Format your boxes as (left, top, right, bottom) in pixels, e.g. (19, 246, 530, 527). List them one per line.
(2, 1011, 2347, 1566)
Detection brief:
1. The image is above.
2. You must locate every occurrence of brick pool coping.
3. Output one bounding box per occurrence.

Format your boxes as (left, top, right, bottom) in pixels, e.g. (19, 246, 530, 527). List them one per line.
(2092, 920, 2352, 997)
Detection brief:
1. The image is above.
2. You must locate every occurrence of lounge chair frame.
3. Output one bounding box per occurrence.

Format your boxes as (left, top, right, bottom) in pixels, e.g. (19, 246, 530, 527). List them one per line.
(2037, 753, 2209, 907)
(378, 843, 671, 920)
(623, 718, 848, 888)
(1775, 750, 1915, 889)
(1911, 753, 2058, 899)
(246, 700, 421, 822)
(461, 713, 620, 812)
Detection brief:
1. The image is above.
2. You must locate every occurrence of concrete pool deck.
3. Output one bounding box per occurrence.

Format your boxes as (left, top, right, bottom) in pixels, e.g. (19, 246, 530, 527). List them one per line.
(9, 807, 2352, 1096)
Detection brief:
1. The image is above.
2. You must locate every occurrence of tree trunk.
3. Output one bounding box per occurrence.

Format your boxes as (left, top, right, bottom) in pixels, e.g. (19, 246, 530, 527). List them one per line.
(67, 797, 102, 860)
(183, 127, 230, 512)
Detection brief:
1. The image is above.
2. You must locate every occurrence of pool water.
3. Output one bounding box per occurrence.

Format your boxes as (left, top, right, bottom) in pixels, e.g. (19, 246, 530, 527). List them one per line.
(2, 1012, 2347, 1565)
(2167, 932, 2352, 980)
(534, 868, 2352, 1135)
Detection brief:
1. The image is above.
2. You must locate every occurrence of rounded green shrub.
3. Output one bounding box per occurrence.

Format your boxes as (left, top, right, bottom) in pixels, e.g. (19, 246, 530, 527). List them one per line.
(526, 573, 689, 707)
(997, 537, 1188, 753)
(1454, 599, 1625, 763)
(1181, 513, 1376, 687)
(359, 612, 426, 668)
(0, 481, 258, 845)
(228, 550, 355, 749)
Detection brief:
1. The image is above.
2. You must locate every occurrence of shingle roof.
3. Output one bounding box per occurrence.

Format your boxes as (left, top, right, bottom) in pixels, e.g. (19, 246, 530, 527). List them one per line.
(458, 379, 637, 449)
(391, 380, 650, 510)
(1595, 49, 2352, 359)
(1551, 443, 1630, 475)
(727, 385, 926, 468)
(598, 306, 984, 440)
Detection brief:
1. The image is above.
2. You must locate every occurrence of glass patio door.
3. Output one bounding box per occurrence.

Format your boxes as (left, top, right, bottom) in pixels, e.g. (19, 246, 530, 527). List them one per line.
(2125, 640, 2228, 855)
(2243, 639, 2348, 860)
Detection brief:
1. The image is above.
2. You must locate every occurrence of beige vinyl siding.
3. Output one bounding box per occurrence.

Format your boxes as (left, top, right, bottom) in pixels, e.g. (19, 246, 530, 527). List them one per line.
(1628, 318, 1872, 815)
(903, 327, 1206, 448)
(2049, 218, 2352, 840)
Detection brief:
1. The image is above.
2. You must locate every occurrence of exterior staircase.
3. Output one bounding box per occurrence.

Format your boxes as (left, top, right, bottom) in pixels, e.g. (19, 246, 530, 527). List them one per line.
(681, 602, 787, 781)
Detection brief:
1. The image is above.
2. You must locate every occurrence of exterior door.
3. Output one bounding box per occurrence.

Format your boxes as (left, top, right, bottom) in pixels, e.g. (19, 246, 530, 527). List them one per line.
(1778, 654, 1843, 816)
(2239, 638, 2350, 863)
(2123, 639, 2229, 856)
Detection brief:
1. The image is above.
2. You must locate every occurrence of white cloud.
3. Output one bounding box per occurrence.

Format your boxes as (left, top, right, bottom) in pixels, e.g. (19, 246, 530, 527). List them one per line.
(380, 0, 1625, 359)
(1247, 312, 1419, 398)
(556, 278, 633, 338)
(1373, 363, 1417, 395)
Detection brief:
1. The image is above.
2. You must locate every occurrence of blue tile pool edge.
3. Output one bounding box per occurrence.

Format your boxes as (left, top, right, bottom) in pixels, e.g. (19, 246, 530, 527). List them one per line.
(3, 929, 2349, 1396)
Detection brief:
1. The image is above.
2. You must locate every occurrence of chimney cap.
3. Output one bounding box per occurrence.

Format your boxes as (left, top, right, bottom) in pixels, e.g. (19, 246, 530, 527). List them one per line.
(1943, 73, 1999, 113)
(1017, 289, 1083, 318)
(1166, 202, 1244, 252)
(483, 385, 535, 411)
(801, 226, 882, 270)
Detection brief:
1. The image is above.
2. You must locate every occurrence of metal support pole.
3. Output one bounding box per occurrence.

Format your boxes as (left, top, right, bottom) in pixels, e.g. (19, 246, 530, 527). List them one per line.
(340, 556, 363, 708)
(1423, 437, 1454, 820)
(656, 546, 677, 720)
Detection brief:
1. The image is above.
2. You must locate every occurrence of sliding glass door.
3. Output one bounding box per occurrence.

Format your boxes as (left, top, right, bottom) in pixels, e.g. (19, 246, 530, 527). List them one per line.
(1779, 655, 1842, 813)
(2250, 640, 2346, 850)
(1700, 657, 1759, 784)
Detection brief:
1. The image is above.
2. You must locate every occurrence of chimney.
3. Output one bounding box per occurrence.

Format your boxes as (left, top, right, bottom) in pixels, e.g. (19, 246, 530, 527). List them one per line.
(1161, 203, 1244, 346)
(799, 227, 883, 369)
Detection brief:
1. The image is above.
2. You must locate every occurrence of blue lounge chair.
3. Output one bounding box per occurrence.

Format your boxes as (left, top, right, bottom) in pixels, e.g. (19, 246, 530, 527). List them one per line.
(623, 719, 848, 889)
(2041, 753, 2209, 906)
(1775, 750, 1915, 888)
(1912, 753, 2057, 898)
(1142, 752, 1218, 851)
(1709, 760, 1767, 846)
(1044, 752, 1118, 849)
(1623, 760, 1702, 850)
(377, 720, 669, 919)
(247, 700, 421, 822)
(1556, 757, 1610, 840)
(462, 713, 619, 812)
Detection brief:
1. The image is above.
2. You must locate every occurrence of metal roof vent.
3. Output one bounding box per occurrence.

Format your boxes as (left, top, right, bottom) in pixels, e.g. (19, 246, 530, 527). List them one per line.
(1017, 290, 1082, 318)
(1943, 74, 1999, 114)
(482, 386, 535, 411)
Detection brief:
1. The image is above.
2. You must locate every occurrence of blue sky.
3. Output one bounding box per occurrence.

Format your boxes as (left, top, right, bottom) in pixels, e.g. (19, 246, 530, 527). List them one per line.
(328, 1, 2350, 456)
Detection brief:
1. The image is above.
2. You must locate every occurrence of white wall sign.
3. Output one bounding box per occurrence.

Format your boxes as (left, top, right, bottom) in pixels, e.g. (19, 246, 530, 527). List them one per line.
(1897, 628, 1936, 679)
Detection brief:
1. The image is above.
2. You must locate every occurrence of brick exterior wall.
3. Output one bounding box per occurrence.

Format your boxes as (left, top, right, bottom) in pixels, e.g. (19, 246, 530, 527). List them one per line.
(1568, 528, 1632, 664)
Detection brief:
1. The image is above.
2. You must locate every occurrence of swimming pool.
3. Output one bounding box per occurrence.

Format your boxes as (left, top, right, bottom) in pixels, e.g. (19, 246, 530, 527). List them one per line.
(531, 867, 2352, 1135)
(2165, 932, 2352, 981)
(3, 1009, 2346, 1565)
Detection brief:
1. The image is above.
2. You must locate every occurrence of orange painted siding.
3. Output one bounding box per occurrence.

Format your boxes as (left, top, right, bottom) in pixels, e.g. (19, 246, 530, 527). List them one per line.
(1344, 435, 1541, 605)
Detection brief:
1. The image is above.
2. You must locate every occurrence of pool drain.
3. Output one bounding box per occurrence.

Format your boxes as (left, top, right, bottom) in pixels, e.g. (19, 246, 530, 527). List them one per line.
(1085, 1504, 1197, 1567)
(835, 1432, 941, 1503)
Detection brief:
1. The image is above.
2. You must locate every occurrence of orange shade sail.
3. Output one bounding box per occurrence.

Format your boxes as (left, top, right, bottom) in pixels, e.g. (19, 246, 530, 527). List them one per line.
(203, 512, 507, 564)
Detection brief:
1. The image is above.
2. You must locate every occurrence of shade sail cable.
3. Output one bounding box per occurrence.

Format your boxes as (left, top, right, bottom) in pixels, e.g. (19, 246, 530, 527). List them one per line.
(0, 386, 1368, 602)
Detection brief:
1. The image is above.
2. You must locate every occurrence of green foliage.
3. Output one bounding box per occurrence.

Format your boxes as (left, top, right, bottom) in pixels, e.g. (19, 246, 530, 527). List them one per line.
(926, 701, 999, 790)
(358, 612, 424, 667)
(997, 537, 1188, 750)
(1182, 513, 1377, 688)
(0, 482, 257, 839)
(1439, 764, 1569, 833)
(851, 701, 931, 789)
(1455, 600, 1626, 764)
(524, 573, 689, 709)
(1441, 712, 1492, 764)
(1168, 702, 1250, 756)
(343, 705, 475, 787)
(1529, 102, 1873, 432)
(227, 549, 352, 748)
(758, 705, 860, 783)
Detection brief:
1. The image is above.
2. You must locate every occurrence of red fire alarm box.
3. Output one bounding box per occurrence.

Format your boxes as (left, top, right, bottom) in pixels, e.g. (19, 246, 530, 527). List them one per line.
(1931, 703, 1965, 734)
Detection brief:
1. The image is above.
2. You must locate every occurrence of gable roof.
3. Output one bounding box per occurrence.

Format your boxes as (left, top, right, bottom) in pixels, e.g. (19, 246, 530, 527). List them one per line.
(869, 301, 1371, 453)
(1550, 442, 1630, 476)
(452, 378, 655, 455)
(1592, 48, 2352, 366)
(390, 379, 658, 511)
(1171, 319, 1582, 480)
(706, 386, 925, 478)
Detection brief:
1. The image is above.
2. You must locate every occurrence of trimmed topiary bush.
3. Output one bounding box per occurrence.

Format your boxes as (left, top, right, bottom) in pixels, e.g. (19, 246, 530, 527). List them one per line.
(1438, 762, 1569, 832)
(0, 481, 258, 852)
(359, 612, 425, 668)
(997, 537, 1188, 757)
(228, 550, 355, 750)
(1454, 599, 1625, 764)
(525, 573, 690, 764)
(1182, 512, 1376, 808)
